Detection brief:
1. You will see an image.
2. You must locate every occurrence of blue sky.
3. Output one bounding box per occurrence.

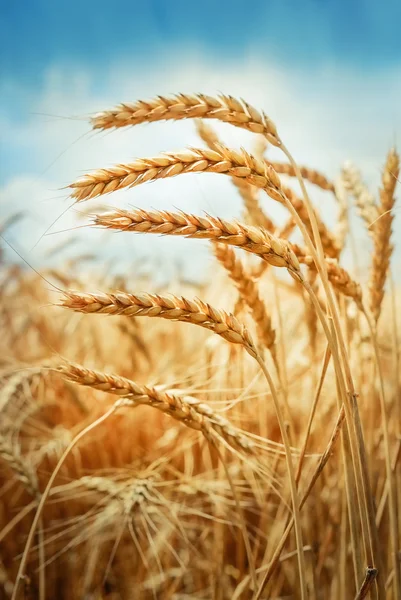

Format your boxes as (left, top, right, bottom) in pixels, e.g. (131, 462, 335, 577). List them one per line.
(2, 0, 401, 82)
(1, 0, 400, 278)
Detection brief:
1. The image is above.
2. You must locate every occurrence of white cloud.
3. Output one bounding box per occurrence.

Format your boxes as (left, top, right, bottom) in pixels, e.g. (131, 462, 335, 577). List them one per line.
(1, 53, 401, 280)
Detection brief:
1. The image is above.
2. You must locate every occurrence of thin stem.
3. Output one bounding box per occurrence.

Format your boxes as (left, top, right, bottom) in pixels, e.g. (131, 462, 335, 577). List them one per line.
(256, 354, 307, 600)
(38, 518, 45, 600)
(11, 404, 119, 600)
(362, 305, 400, 598)
(254, 405, 346, 598)
(215, 444, 257, 592)
(295, 345, 331, 484)
(278, 143, 378, 589)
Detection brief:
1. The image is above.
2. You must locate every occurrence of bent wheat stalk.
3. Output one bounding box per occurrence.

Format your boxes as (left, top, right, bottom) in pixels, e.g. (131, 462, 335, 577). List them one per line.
(58, 289, 308, 598)
(91, 202, 376, 590)
(78, 131, 372, 569)
(11, 404, 120, 600)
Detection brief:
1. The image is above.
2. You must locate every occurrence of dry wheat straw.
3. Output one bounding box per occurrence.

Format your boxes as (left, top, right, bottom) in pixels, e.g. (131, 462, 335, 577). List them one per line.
(55, 361, 254, 454)
(369, 148, 399, 322)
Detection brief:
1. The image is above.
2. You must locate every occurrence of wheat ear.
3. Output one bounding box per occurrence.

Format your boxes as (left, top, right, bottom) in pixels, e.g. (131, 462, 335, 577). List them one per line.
(342, 162, 378, 230)
(59, 290, 259, 358)
(91, 93, 280, 145)
(70, 144, 338, 261)
(292, 244, 362, 305)
(0, 439, 39, 499)
(269, 161, 335, 193)
(92, 208, 300, 273)
(58, 287, 307, 594)
(91, 94, 334, 190)
(196, 120, 275, 231)
(0, 440, 45, 600)
(68, 146, 285, 203)
(213, 243, 276, 352)
(93, 207, 361, 304)
(369, 148, 399, 322)
(54, 361, 254, 454)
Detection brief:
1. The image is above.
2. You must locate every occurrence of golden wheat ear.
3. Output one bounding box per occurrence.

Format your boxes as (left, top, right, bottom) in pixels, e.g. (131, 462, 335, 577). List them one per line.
(369, 148, 399, 322)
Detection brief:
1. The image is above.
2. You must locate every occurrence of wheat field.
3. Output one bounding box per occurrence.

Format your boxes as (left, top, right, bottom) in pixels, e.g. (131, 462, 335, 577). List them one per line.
(0, 93, 400, 599)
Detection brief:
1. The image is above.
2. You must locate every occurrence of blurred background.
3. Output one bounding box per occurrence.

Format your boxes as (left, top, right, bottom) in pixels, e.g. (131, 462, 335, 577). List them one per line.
(1, 0, 400, 282)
